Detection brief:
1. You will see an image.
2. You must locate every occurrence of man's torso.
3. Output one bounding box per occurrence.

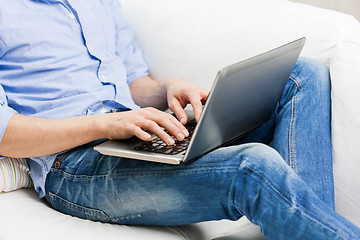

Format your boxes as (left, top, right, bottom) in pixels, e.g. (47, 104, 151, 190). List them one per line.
(0, 0, 145, 118)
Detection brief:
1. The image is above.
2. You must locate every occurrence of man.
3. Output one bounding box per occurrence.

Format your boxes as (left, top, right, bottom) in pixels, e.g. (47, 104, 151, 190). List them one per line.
(0, 0, 359, 239)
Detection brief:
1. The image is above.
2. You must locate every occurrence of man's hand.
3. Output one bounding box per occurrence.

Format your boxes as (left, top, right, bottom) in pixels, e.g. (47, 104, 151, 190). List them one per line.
(129, 76, 209, 143)
(100, 107, 189, 145)
(162, 79, 210, 124)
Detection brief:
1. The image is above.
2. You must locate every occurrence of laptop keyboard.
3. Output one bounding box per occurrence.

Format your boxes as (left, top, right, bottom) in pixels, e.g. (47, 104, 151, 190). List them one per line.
(133, 120, 197, 155)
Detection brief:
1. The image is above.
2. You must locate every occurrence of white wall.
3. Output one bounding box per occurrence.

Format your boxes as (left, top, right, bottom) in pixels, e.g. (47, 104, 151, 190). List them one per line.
(290, 0, 360, 21)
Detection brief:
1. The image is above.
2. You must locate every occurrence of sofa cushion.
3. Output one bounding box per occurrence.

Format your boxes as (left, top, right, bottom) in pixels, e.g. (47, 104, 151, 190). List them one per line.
(0, 188, 264, 240)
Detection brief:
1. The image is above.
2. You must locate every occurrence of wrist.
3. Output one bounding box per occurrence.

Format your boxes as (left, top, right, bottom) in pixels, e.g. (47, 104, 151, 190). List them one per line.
(159, 80, 169, 96)
(86, 115, 109, 140)
(161, 79, 176, 91)
(153, 80, 169, 110)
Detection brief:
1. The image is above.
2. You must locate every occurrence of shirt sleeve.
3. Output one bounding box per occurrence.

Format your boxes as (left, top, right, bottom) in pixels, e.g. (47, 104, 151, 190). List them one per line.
(0, 83, 17, 143)
(111, 1, 149, 85)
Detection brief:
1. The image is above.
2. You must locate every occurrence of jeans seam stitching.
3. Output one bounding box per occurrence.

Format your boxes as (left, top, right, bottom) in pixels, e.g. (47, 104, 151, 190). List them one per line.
(49, 192, 56, 209)
(50, 166, 240, 180)
(289, 76, 302, 90)
(289, 96, 296, 170)
(56, 153, 68, 166)
(50, 169, 93, 180)
(49, 192, 115, 222)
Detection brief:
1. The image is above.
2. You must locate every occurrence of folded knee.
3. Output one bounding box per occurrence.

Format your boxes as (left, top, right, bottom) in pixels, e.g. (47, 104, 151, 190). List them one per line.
(234, 143, 286, 172)
(291, 57, 330, 91)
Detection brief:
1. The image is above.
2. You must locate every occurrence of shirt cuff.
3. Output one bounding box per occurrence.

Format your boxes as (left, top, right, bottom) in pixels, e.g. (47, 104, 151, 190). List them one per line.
(125, 46, 149, 85)
(0, 104, 17, 143)
(127, 68, 149, 85)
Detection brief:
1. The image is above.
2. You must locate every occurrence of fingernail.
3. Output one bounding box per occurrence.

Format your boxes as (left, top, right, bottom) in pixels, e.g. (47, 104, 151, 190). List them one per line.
(180, 118, 186, 124)
(178, 133, 184, 140)
(144, 133, 151, 140)
(166, 137, 175, 145)
(183, 129, 189, 137)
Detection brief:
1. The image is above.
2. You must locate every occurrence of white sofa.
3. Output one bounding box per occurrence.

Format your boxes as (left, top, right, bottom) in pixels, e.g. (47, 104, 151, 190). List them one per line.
(1, 0, 360, 239)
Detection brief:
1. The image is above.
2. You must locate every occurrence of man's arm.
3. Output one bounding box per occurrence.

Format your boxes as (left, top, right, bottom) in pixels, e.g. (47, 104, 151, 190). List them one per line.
(0, 76, 208, 158)
(0, 114, 105, 158)
(0, 107, 191, 158)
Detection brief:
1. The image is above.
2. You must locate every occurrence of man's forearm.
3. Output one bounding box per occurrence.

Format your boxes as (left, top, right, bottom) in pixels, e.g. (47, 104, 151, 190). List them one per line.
(0, 114, 106, 158)
(129, 76, 168, 110)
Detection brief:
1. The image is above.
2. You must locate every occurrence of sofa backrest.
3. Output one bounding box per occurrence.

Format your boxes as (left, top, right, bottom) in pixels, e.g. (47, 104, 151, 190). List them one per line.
(121, 0, 351, 88)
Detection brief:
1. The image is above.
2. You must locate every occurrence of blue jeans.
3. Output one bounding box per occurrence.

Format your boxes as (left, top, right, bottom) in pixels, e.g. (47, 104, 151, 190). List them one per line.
(45, 58, 360, 239)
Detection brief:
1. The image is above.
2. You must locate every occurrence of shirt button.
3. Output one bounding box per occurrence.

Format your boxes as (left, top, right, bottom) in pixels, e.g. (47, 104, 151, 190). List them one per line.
(68, 13, 75, 19)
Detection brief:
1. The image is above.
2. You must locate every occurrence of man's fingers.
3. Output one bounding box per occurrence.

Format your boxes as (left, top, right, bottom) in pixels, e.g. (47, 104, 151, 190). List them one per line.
(189, 96, 203, 122)
(191, 89, 209, 122)
(151, 113, 188, 140)
(200, 89, 210, 103)
(107, 107, 190, 143)
(167, 114, 189, 138)
(127, 125, 152, 141)
(168, 98, 188, 125)
(140, 120, 175, 145)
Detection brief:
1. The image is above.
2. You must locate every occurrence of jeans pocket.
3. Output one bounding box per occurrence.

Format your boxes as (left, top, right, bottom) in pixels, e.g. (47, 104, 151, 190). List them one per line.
(47, 192, 115, 223)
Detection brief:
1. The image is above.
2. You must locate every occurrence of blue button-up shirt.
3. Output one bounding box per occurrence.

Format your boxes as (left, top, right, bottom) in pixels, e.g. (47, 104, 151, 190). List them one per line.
(0, 0, 149, 198)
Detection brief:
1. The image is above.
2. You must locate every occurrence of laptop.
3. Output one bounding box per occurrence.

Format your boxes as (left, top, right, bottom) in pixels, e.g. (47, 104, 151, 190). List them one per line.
(94, 38, 306, 165)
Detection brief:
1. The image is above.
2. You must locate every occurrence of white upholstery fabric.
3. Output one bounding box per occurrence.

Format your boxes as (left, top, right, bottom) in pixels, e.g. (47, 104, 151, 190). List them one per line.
(1, 0, 360, 239)
(328, 23, 360, 224)
(0, 189, 264, 240)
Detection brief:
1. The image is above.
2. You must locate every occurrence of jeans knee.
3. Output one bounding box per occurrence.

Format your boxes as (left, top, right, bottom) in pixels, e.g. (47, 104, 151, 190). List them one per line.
(236, 143, 286, 173)
(291, 57, 331, 92)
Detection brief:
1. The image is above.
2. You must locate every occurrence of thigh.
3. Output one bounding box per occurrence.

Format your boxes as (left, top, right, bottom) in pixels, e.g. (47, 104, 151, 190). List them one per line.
(45, 141, 251, 226)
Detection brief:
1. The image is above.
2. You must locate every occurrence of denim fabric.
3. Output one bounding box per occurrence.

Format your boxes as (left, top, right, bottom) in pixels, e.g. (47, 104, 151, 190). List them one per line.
(45, 58, 360, 239)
